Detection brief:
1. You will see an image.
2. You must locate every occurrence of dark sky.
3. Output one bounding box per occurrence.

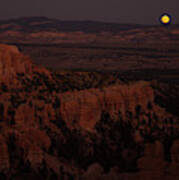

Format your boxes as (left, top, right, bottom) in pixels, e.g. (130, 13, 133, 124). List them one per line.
(0, 0, 178, 24)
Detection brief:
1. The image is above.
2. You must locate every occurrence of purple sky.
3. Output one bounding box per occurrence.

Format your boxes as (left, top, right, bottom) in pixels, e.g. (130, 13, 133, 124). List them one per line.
(1, 0, 178, 24)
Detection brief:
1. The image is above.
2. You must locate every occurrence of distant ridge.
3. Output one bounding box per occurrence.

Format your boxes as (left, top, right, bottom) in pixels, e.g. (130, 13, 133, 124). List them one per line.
(0, 16, 179, 45)
(1, 16, 179, 33)
(0, 16, 151, 33)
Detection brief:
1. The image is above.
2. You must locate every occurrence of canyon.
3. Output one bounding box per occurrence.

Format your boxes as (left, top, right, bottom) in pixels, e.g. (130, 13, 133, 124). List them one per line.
(0, 44, 178, 179)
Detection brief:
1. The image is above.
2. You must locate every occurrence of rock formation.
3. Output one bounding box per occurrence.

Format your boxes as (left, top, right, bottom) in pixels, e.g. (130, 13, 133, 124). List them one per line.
(0, 44, 178, 179)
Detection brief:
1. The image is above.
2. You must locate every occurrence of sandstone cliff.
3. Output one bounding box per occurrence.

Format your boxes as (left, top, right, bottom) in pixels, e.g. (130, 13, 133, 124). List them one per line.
(0, 44, 178, 179)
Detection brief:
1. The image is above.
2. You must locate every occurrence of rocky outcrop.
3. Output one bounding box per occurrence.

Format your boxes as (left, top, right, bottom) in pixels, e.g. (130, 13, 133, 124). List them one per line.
(0, 44, 20, 54)
(0, 44, 32, 84)
(59, 82, 154, 130)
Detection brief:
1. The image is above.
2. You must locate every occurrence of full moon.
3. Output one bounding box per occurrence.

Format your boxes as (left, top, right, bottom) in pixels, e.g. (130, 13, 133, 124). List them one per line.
(160, 14, 172, 25)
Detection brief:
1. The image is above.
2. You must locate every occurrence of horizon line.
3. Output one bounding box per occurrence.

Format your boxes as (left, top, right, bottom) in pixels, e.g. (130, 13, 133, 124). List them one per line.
(0, 16, 178, 26)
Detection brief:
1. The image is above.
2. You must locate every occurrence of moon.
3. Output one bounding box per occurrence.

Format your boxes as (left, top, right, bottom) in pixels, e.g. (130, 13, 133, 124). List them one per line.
(160, 14, 172, 25)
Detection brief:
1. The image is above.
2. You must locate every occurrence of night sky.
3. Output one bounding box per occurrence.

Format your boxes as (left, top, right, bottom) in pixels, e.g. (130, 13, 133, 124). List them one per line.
(0, 0, 178, 24)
